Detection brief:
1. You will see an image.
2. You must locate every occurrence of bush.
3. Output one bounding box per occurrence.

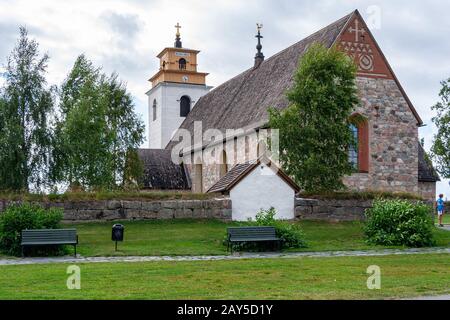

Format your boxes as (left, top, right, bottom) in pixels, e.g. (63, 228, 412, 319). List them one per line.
(226, 208, 307, 252)
(0, 203, 63, 256)
(255, 208, 307, 249)
(364, 199, 435, 247)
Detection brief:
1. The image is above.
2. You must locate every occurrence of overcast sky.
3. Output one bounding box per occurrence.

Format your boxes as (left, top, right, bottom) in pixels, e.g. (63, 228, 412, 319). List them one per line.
(0, 0, 449, 197)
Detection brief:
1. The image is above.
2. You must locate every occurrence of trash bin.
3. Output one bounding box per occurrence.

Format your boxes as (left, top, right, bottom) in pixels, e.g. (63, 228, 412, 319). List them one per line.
(112, 224, 124, 250)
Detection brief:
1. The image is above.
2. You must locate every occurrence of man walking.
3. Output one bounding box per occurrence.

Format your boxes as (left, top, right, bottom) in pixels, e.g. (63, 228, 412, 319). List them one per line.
(436, 194, 445, 227)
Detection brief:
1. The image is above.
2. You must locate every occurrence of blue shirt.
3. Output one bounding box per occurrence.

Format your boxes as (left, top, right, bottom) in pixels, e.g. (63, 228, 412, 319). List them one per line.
(437, 198, 444, 211)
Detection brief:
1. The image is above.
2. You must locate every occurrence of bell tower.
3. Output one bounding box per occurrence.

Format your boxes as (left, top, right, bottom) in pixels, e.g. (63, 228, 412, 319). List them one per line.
(147, 23, 212, 149)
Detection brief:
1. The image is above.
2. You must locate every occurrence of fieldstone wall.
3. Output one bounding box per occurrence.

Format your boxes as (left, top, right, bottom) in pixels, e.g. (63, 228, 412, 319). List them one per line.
(295, 198, 371, 221)
(294, 198, 434, 222)
(0, 198, 232, 222)
(343, 77, 419, 194)
(418, 182, 437, 203)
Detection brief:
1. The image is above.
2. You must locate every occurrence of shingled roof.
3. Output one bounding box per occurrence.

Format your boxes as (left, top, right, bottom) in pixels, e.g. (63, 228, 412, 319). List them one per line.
(166, 12, 353, 150)
(418, 143, 440, 182)
(138, 149, 190, 189)
(207, 158, 300, 193)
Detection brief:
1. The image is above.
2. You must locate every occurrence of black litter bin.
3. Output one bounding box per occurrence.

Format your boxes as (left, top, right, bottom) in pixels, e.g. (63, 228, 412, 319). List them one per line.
(112, 224, 124, 250)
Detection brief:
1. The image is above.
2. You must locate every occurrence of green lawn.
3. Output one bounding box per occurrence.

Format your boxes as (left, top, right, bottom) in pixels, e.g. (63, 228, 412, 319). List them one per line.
(0, 254, 448, 299)
(58, 219, 450, 257)
(435, 214, 450, 224)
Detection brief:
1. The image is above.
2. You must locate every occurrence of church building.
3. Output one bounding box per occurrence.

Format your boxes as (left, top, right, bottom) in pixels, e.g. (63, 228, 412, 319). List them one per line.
(139, 10, 439, 201)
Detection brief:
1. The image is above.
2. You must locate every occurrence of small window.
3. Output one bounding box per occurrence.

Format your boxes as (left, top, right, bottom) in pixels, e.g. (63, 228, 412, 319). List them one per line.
(348, 124, 358, 169)
(179, 58, 187, 70)
(348, 114, 369, 173)
(180, 96, 191, 117)
(152, 99, 157, 121)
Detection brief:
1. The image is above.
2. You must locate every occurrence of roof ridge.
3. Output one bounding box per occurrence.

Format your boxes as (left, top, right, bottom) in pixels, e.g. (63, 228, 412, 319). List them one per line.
(202, 11, 354, 97)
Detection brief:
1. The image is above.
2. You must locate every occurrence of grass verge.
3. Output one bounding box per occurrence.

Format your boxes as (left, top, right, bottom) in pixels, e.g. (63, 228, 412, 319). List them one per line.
(0, 253, 448, 299)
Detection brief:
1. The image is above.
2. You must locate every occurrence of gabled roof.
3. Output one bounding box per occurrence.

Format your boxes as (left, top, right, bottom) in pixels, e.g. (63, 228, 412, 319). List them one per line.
(418, 143, 440, 182)
(166, 10, 423, 152)
(166, 12, 353, 150)
(138, 149, 191, 189)
(207, 158, 300, 193)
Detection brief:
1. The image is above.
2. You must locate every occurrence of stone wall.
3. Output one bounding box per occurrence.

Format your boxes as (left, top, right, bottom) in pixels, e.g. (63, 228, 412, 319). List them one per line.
(343, 77, 419, 194)
(295, 198, 371, 221)
(0, 198, 232, 222)
(294, 197, 434, 222)
(418, 181, 436, 203)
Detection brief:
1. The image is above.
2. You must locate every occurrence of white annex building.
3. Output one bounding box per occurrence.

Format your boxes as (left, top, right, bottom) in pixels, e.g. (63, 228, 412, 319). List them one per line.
(207, 158, 300, 221)
(146, 23, 212, 149)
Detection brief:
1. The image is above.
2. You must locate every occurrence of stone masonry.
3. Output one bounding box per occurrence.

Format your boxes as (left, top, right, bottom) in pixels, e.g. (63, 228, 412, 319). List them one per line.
(0, 198, 232, 222)
(343, 77, 419, 194)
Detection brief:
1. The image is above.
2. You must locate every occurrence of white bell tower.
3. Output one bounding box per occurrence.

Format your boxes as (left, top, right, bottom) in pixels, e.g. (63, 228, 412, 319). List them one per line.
(146, 23, 212, 149)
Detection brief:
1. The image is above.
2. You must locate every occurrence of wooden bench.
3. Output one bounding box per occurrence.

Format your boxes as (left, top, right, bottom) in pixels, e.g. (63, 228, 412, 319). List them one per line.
(21, 229, 78, 257)
(226, 226, 281, 253)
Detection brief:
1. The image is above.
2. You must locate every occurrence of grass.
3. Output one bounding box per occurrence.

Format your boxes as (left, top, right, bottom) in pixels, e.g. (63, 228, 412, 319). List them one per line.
(0, 253, 448, 299)
(297, 190, 423, 200)
(49, 219, 450, 257)
(0, 190, 219, 202)
(435, 214, 450, 225)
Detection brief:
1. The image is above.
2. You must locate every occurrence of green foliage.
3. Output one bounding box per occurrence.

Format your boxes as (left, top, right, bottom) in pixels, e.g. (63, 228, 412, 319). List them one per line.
(298, 190, 423, 200)
(226, 207, 307, 251)
(269, 43, 359, 192)
(51, 55, 145, 191)
(364, 199, 435, 247)
(0, 190, 215, 202)
(254, 207, 307, 249)
(431, 78, 450, 179)
(0, 203, 63, 256)
(0, 27, 55, 191)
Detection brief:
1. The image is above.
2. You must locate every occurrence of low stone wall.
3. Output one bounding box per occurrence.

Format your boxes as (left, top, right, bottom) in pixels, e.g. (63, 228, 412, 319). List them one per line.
(295, 198, 371, 221)
(0, 198, 232, 222)
(295, 198, 434, 222)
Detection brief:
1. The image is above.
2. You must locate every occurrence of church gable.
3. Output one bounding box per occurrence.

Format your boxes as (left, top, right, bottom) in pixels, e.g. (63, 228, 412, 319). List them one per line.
(337, 13, 393, 79)
(336, 10, 422, 125)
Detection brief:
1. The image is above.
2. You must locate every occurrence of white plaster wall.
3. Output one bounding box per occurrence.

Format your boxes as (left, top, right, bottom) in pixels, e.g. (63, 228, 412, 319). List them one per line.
(147, 82, 211, 149)
(147, 86, 163, 149)
(229, 163, 295, 221)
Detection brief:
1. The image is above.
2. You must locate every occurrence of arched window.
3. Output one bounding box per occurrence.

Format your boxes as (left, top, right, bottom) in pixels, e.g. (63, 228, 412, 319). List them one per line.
(219, 149, 228, 178)
(152, 99, 157, 121)
(349, 124, 358, 169)
(349, 114, 369, 173)
(179, 58, 187, 70)
(180, 96, 191, 117)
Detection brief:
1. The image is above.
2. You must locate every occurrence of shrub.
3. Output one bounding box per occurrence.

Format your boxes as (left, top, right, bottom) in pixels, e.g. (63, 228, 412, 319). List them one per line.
(255, 208, 307, 249)
(364, 199, 435, 247)
(225, 207, 307, 251)
(0, 203, 63, 256)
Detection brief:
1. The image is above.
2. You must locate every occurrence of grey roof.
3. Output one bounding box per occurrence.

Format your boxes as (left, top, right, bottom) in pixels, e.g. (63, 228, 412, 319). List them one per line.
(166, 12, 353, 150)
(138, 149, 190, 189)
(418, 143, 440, 182)
(207, 158, 300, 193)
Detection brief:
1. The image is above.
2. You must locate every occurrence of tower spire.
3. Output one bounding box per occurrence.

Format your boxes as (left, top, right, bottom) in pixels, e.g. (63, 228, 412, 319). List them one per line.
(254, 23, 264, 67)
(174, 22, 182, 48)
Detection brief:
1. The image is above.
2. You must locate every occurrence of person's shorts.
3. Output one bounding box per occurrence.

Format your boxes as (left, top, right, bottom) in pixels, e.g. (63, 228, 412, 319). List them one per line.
(438, 210, 444, 216)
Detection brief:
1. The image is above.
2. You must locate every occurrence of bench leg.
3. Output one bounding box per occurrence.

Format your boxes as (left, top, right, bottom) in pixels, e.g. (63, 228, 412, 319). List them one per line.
(21, 246, 24, 258)
(74, 245, 77, 258)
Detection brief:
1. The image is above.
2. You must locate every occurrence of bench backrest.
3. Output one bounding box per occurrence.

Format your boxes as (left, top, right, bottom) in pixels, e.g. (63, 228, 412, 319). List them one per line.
(21, 229, 77, 244)
(227, 226, 277, 239)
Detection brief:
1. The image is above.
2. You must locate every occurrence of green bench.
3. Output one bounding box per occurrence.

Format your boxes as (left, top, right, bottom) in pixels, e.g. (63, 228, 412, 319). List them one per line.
(227, 226, 281, 253)
(21, 229, 78, 257)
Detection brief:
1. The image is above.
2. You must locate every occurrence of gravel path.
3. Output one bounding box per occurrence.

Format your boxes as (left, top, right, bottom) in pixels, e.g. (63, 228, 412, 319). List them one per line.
(0, 247, 448, 266)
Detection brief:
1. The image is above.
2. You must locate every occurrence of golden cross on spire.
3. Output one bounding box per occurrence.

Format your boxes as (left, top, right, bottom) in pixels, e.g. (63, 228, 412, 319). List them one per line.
(175, 22, 181, 37)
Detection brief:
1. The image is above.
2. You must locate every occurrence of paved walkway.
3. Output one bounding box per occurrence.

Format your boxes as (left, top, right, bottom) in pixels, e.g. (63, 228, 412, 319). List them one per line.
(0, 247, 448, 266)
(405, 294, 450, 300)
